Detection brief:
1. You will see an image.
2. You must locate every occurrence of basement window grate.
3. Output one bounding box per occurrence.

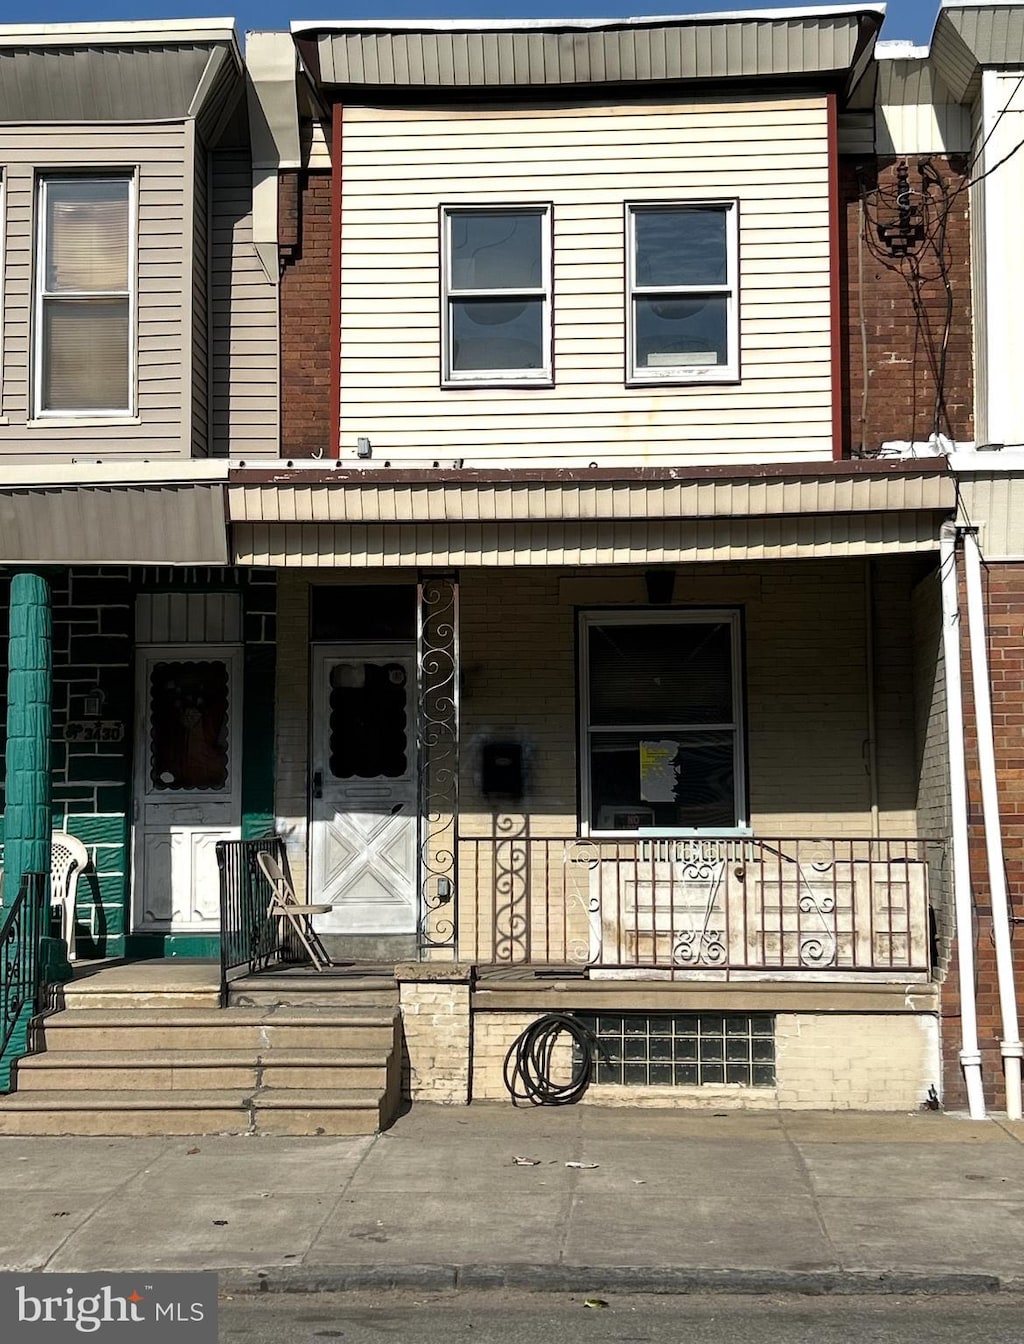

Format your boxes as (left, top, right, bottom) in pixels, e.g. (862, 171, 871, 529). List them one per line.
(573, 1013, 776, 1087)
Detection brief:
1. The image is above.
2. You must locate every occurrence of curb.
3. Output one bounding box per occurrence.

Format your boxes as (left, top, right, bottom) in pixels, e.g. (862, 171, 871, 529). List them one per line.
(220, 1263, 1011, 1296)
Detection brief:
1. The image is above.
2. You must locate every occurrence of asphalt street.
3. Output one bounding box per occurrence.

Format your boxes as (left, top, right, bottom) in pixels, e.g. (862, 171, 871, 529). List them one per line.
(218, 1290, 1024, 1344)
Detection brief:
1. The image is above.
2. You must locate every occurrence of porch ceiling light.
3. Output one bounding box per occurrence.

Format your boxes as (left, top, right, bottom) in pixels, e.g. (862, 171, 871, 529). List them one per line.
(644, 568, 675, 605)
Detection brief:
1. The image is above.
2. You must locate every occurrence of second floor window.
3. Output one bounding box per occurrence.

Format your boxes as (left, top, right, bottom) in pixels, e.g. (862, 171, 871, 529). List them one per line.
(36, 175, 133, 415)
(627, 202, 738, 384)
(442, 205, 551, 385)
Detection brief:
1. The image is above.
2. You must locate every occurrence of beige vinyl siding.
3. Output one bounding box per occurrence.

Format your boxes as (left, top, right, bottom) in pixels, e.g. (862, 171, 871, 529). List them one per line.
(192, 140, 209, 456)
(339, 97, 835, 468)
(209, 149, 278, 458)
(0, 122, 191, 457)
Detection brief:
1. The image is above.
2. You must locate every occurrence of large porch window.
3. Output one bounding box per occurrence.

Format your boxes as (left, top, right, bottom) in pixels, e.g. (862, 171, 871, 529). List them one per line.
(580, 610, 746, 835)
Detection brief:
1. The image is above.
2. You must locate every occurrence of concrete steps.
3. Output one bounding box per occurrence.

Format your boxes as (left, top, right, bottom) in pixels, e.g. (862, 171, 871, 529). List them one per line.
(227, 972, 398, 1011)
(0, 988, 403, 1136)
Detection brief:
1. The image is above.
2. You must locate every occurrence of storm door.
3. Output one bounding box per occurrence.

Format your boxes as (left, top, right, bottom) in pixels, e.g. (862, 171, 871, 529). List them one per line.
(132, 647, 241, 934)
(309, 645, 418, 934)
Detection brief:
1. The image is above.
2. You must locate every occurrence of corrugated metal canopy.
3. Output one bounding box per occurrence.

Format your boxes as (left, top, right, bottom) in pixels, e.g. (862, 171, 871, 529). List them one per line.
(932, 5, 1024, 101)
(227, 463, 954, 567)
(0, 39, 239, 123)
(0, 484, 228, 565)
(297, 8, 884, 93)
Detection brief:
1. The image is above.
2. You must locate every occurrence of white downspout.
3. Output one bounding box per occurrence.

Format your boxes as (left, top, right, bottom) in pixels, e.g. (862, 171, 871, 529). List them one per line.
(939, 522, 987, 1118)
(963, 529, 1023, 1119)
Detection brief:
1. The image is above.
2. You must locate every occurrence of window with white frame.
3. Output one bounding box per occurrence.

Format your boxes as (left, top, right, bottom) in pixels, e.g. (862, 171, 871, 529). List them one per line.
(442, 205, 551, 384)
(626, 202, 738, 383)
(580, 611, 745, 834)
(35, 174, 134, 415)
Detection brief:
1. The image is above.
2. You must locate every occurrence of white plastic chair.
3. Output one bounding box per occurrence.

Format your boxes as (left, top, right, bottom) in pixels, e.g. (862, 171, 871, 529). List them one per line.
(51, 832, 89, 962)
(256, 850, 333, 971)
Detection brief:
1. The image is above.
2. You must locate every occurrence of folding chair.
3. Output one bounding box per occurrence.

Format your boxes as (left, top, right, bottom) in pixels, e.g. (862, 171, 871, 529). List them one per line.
(256, 849, 333, 971)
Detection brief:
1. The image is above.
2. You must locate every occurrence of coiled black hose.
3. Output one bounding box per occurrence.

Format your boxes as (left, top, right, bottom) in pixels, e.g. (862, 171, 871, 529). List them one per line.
(503, 1012, 599, 1106)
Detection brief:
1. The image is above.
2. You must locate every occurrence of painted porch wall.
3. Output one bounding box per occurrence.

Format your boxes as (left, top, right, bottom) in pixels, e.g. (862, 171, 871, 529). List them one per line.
(274, 558, 932, 902)
(337, 96, 834, 468)
(0, 568, 277, 958)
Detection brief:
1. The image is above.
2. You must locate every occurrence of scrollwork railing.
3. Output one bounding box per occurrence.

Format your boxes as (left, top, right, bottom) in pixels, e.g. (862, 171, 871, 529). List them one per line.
(457, 835, 935, 978)
(416, 575, 459, 953)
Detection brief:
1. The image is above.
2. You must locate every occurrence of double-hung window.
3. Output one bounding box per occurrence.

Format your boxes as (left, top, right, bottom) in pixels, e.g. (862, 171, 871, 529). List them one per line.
(580, 610, 746, 834)
(626, 202, 738, 383)
(35, 174, 134, 415)
(442, 205, 551, 385)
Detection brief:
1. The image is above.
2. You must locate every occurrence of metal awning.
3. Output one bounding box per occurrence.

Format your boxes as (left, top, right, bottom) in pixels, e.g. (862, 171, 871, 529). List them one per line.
(227, 461, 954, 567)
(0, 483, 229, 565)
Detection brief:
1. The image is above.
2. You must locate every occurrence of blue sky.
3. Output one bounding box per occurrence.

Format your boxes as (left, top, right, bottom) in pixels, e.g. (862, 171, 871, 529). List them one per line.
(22, 2, 942, 47)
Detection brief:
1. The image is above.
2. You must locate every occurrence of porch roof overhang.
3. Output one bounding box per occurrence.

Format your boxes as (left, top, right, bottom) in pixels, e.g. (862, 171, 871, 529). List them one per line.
(0, 470, 229, 565)
(227, 459, 955, 567)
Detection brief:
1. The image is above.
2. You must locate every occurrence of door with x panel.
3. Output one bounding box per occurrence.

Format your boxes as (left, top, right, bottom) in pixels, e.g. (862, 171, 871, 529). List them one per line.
(309, 645, 418, 935)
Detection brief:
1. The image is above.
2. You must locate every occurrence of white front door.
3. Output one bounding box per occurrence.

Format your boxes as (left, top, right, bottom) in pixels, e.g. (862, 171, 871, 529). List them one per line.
(132, 646, 242, 935)
(309, 645, 418, 935)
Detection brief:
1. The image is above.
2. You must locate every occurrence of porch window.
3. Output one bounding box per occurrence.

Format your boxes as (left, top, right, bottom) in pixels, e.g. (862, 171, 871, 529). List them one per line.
(580, 610, 745, 834)
(35, 174, 134, 414)
(442, 205, 552, 385)
(626, 202, 738, 383)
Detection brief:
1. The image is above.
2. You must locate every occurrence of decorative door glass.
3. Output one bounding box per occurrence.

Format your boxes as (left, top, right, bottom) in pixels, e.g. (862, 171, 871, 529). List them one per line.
(328, 660, 409, 779)
(148, 660, 230, 791)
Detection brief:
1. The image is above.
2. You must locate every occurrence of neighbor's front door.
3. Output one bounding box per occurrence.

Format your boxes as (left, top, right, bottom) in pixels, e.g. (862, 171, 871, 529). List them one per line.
(132, 646, 242, 935)
(309, 644, 418, 936)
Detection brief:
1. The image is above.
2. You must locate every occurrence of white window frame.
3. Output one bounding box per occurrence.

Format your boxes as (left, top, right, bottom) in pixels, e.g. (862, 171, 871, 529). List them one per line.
(33, 171, 137, 418)
(626, 200, 739, 385)
(441, 203, 552, 387)
(578, 608, 748, 838)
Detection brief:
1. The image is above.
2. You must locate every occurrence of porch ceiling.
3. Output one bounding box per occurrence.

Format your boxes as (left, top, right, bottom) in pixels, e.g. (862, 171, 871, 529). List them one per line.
(227, 463, 954, 566)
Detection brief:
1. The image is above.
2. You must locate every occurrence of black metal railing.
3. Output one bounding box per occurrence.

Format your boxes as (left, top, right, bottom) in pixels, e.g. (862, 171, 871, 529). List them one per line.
(0, 872, 48, 1092)
(216, 836, 291, 1006)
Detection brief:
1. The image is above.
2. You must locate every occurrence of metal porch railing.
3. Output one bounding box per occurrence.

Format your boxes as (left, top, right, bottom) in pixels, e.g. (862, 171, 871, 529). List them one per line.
(0, 872, 48, 1091)
(456, 834, 937, 978)
(215, 836, 293, 1005)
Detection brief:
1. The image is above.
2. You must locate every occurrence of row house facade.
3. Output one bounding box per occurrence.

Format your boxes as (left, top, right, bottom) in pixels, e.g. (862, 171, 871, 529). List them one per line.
(0, 3, 1020, 1130)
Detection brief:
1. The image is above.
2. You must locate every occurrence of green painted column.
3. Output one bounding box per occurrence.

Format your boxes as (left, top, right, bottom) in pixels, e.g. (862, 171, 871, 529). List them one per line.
(3, 573, 66, 981)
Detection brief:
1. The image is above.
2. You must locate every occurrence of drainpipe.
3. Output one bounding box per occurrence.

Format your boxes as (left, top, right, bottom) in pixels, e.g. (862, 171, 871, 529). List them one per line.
(939, 522, 986, 1118)
(963, 529, 1023, 1120)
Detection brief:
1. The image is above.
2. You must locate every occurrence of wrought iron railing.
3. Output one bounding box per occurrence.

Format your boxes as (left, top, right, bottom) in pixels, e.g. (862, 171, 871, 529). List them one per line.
(0, 872, 48, 1092)
(216, 836, 293, 1005)
(457, 833, 937, 978)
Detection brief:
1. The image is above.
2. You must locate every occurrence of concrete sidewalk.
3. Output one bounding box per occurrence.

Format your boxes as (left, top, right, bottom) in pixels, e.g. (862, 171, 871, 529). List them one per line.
(2, 1105, 1023, 1294)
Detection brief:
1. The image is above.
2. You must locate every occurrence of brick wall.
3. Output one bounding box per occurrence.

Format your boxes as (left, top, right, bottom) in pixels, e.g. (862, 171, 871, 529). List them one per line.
(279, 171, 333, 459)
(839, 155, 973, 455)
(941, 561, 1024, 1111)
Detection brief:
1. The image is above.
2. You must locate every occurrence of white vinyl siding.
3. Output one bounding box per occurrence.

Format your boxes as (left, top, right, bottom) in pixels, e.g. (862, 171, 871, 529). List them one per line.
(209, 150, 279, 458)
(0, 123, 189, 456)
(339, 96, 834, 467)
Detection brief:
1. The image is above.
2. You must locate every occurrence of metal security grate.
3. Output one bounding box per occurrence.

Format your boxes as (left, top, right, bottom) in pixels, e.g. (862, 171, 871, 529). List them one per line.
(575, 1013, 776, 1087)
